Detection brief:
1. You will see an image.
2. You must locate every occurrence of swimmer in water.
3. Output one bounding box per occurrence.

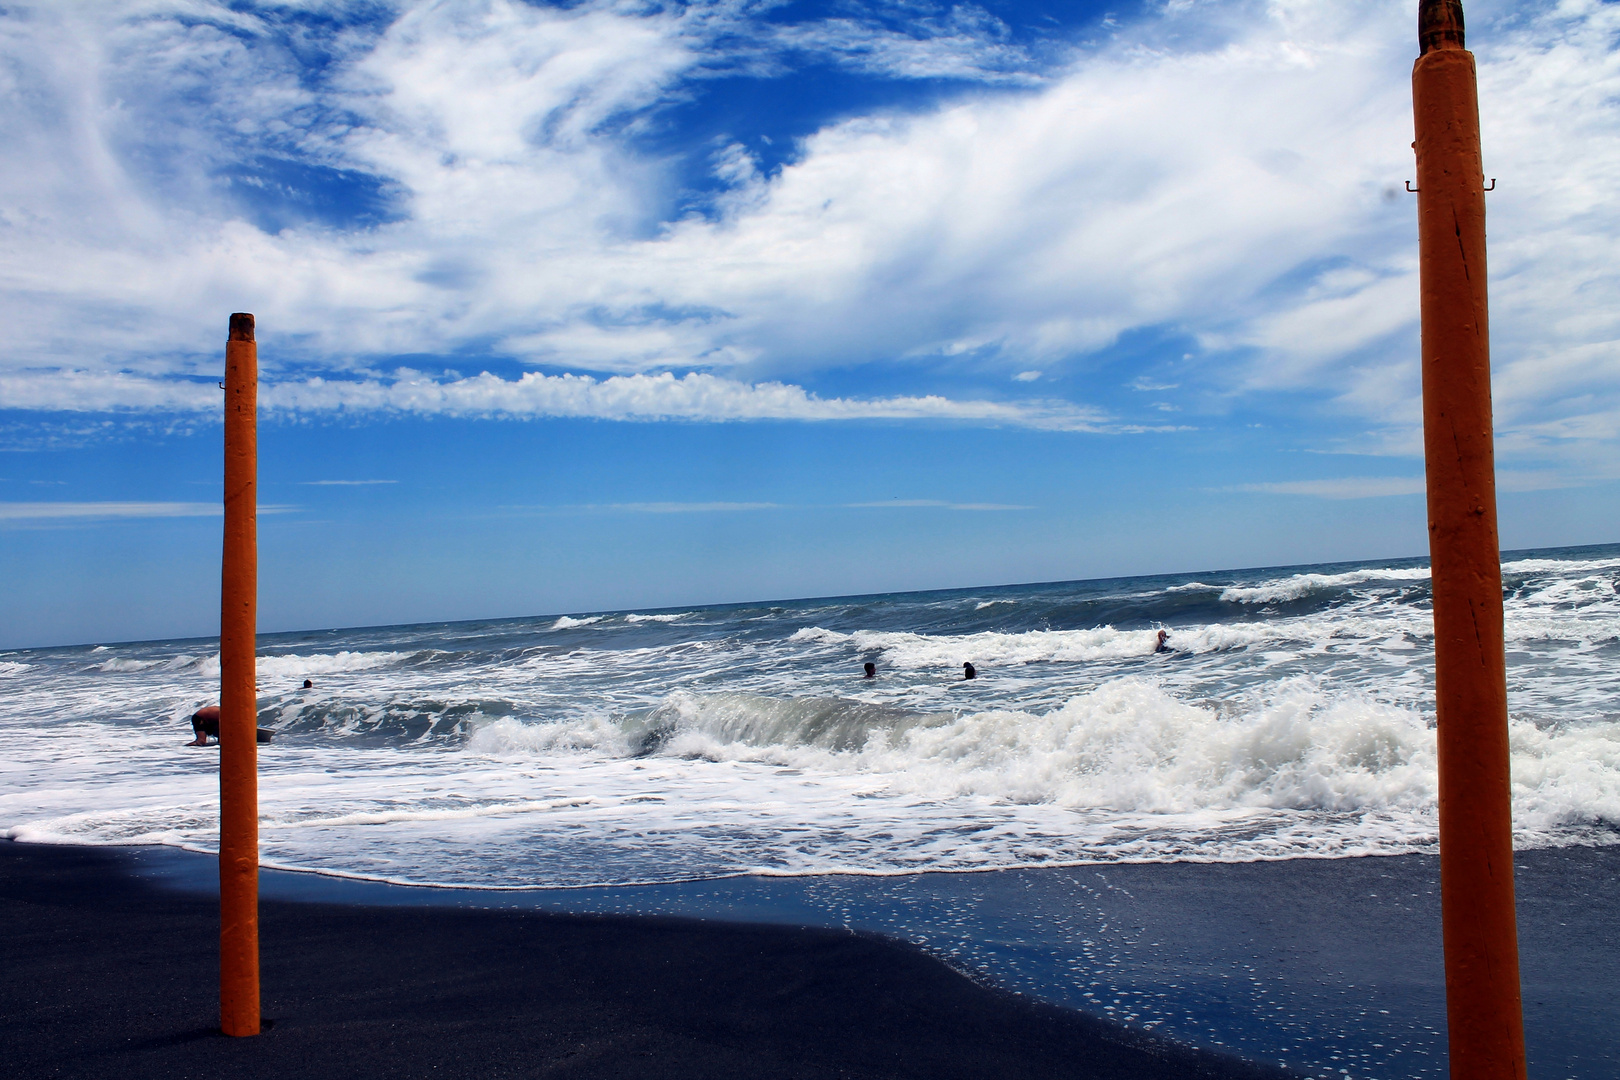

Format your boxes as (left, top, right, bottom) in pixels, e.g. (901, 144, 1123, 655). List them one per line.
(863, 662, 876, 678)
(186, 704, 275, 745)
(186, 705, 220, 746)
(303, 679, 313, 689)
(1155, 629, 1172, 654)
(962, 662, 976, 680)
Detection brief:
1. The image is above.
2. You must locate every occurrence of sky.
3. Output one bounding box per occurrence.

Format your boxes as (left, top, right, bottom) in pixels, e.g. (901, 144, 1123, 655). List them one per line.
(3, 0, 1620, 648)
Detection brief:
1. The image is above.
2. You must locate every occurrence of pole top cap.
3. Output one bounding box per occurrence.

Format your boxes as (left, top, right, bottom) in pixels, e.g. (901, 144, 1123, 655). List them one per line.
(229, 313, 255, 342)
(1420, 0, 1465, 54)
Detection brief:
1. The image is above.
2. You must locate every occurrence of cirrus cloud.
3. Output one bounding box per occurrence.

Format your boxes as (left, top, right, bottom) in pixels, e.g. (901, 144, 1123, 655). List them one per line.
(0, 365, 1123, 429)
(0, 0, 1617, 490)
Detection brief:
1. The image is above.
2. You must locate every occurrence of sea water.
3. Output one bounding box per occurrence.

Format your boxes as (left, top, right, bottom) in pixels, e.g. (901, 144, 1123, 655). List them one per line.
(4, 543, 1619, 1076)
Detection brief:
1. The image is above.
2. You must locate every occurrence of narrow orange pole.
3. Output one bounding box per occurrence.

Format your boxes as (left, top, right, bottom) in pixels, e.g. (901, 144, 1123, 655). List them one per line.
(1411, 4, 1525, 1078)
(220, 312, 261, 1037)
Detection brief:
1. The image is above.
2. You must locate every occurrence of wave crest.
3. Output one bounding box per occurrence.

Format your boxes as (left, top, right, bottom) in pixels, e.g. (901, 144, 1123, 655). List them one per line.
(633, 679, 1438, 815)
(456, 679, 1618, 842)
(1219, 568, 1431, 604)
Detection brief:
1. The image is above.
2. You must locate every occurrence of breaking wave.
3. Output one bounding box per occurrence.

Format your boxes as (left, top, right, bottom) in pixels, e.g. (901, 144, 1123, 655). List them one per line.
(1218, 568, 1433, 604)
(550, 615, 603, 629)
(5, 542, 1618, 888)
(93, 650, 415, 678)
(461, 680, 1619, 845)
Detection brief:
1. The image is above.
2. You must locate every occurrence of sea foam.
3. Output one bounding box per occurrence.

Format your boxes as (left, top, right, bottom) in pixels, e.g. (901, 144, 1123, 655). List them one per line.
(4, 545, 1617, 888)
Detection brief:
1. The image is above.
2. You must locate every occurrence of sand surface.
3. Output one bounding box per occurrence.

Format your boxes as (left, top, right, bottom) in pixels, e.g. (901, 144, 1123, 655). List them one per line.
(115, 841, 1620, 1078)
(2, 842, 1289, 1080)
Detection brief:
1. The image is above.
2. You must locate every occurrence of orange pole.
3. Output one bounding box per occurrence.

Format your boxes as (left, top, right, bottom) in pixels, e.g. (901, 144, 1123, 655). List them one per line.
(1412, 4, 1525, 1078)
(220, 312, 260, 1037)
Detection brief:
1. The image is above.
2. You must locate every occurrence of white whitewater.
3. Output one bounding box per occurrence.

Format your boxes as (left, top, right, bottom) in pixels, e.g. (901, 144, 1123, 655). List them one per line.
(2, 545, 1617, 888)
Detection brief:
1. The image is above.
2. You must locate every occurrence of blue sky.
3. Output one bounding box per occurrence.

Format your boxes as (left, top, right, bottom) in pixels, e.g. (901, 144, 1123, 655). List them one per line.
(4, 0, 1620, 647)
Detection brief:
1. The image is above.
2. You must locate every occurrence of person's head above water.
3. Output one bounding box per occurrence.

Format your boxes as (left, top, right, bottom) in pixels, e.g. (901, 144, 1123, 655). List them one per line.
(863, 662, 876, 678)
(303, 679, 313, 689)
(962, 662, 976, 679)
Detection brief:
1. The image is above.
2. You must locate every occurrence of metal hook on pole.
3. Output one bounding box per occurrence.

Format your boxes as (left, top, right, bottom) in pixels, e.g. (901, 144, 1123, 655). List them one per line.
(1484, 178, 1497, 191)
(1406, 180, 1419, 192)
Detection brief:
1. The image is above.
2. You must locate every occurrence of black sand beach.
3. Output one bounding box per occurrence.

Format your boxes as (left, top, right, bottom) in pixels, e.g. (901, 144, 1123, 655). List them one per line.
(3, 842, 1291, 1080)
(109, 842, 1620, 1078)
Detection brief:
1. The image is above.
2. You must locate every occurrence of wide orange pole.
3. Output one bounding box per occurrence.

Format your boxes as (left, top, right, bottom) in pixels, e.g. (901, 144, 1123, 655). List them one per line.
(1411, 3, 1525, 1078)
(220, 312, 261, 1037)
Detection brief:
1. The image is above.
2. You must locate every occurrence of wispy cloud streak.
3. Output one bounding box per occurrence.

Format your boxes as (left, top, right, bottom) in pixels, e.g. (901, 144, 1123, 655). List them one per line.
(300, 480, 398, 486)
(1, 0, 1619, 472)
(596, 501, 781, 513)
(1, 369, 1118, 430)
(1228, 478, 1426, 500)
(844, 500, 1035, 511)
(0, 501, 297, 520)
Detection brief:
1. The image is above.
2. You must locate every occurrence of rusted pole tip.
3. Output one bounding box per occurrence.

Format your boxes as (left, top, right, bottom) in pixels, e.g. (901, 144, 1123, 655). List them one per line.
(228, 313, 256, 342)
(1419, 0, 1466, 54)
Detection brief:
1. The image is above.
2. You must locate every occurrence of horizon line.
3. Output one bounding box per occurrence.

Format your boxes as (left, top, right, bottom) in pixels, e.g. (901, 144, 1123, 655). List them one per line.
(7, 539, 1612, 653)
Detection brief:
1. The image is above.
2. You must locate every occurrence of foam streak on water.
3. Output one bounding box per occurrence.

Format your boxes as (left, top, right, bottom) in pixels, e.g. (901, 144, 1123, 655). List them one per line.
(2, 545, 1618, 888)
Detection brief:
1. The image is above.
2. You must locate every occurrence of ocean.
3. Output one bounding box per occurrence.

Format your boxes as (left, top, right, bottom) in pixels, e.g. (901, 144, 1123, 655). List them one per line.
(4, 543, 1619, 1077)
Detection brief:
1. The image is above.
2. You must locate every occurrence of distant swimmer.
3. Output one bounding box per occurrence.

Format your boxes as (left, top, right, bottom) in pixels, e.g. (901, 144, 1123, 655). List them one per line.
(186, 705, 220, 746)
(303, 679, 313, 689)
(962, 662, 977, 680)
(863, 662, 876, 678)
(1155, 630, 1172, 654)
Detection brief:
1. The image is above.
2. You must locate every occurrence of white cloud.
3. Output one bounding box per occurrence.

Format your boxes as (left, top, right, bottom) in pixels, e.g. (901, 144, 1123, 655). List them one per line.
(765, 5, 1044, 84)
(1229, 477, 1426, 499)
(0, 367, 1117, 429)
(0, 371, 221, 412)
(0, 0, 1618, 475)
(1228, 469, 1577, 499)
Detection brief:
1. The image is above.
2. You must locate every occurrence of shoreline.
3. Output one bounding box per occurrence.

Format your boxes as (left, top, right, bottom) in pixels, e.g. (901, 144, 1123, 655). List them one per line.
(10, 840, 1618, 1079)
(4, 840, 1291, 1080)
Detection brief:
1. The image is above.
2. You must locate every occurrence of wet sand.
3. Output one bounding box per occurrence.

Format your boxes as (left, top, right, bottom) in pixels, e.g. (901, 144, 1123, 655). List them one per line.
(106, 840, 1620, 1078)
(2, 841, 1289, 1080)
